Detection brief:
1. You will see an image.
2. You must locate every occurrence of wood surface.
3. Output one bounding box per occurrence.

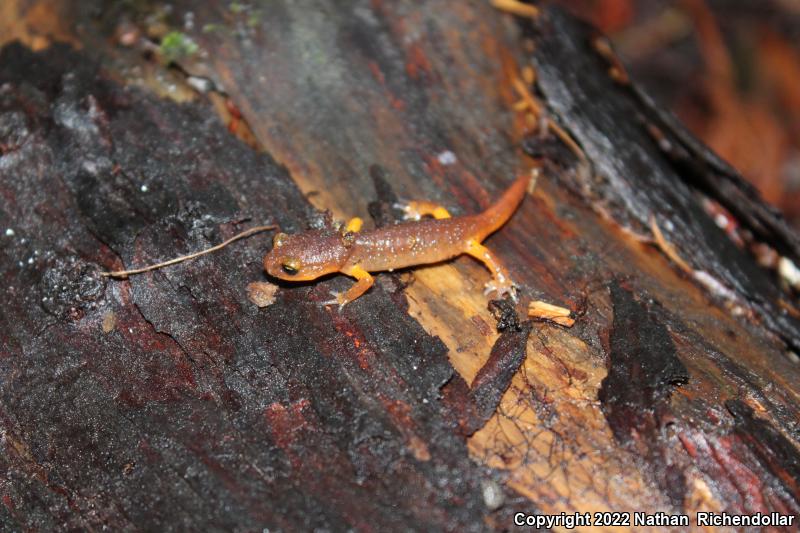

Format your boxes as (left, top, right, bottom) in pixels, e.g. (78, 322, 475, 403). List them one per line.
(1, 1, 799, 531)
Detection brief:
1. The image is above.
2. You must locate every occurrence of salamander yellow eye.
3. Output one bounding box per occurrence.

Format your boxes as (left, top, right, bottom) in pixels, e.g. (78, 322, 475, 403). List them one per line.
(273, 232, 288, 248)
(281, 258, 301, 275)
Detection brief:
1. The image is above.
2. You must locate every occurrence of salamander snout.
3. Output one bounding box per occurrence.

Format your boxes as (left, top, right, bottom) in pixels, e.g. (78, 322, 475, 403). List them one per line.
(263, 231, 348, 281)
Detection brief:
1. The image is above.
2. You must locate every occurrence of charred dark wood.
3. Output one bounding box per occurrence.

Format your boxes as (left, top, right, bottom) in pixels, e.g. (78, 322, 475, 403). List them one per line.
(522, 7, 800, 351)
(0, 43, 518, 531)
(1, 0, 800, 531)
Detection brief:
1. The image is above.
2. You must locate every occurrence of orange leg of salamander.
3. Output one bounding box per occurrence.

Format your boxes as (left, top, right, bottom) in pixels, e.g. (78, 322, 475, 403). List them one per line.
(464, 240, 518, 301)
(394, 200, 451, 221)
(322, 264, 374, 309)
(344, 217, 363, 233)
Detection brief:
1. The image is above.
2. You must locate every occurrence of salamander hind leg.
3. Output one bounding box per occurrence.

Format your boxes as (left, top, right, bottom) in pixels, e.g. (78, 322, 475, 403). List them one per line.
(321, 264, 374, 309)
(465, 240, 518, 301)
(394, 200, 451, 221)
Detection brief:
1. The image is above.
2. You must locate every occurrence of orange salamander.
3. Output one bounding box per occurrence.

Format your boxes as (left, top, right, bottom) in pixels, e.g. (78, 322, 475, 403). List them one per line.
(264, 171, 537, 307)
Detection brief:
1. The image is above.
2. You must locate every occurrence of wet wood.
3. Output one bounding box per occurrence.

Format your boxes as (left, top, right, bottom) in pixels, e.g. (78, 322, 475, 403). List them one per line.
(1, 1, 799, 531)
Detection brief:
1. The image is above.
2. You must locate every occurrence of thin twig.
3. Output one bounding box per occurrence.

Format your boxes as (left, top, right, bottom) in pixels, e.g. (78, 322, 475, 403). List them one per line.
(511, 76, 588, 163)
(491, 0, 540, 19)
(102, 224, 277, 278)
(649, 215, 692, 274)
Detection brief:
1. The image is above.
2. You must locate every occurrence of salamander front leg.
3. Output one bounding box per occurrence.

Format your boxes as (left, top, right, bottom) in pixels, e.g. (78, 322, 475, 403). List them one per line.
(321, 264, 374, 309)
(344, 217, 363, 233)
(394, 200, 451, 221)
(465, 240, 518, 301)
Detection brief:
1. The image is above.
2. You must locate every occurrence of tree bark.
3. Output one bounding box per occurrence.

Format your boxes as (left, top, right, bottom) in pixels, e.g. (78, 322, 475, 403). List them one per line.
(1, 1, 798, 531)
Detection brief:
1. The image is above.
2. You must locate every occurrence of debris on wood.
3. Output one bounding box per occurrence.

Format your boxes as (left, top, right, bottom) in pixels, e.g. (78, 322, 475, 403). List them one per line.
(649, 214, 693, 274)
(527, 300, 575, 327)
(101, 310, 117, 333)
(491, 0, 540, 19)
(246, 280, 279, 307)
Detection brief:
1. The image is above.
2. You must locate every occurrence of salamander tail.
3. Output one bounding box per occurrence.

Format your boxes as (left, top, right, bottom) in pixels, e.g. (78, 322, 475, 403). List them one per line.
(478, 168, 538, 238)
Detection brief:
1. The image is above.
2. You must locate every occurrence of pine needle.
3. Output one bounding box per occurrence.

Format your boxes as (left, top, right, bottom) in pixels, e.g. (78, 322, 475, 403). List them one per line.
(102, 224, 277, 278)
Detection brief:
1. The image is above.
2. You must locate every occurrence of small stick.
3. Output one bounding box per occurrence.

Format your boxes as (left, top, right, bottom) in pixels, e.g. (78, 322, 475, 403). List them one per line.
(511, 76, 588, 164)
(491, 0, 540, 18)
(102, 224, 277, 278)
(649, 215, 692, 274)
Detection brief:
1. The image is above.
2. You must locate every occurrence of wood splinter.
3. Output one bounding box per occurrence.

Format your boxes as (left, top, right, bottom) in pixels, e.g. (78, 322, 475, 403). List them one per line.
(649, 215, 693, 274)
(491, 0, 540, 19)
(528, 300, 575, 327)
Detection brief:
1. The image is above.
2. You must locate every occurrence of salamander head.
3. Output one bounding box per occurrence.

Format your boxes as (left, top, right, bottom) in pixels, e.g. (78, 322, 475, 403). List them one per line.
(264, 231, 350, 281)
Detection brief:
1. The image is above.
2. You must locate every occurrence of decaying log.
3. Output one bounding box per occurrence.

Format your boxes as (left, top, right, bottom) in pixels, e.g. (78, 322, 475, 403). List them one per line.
(1, 1, 799, 531)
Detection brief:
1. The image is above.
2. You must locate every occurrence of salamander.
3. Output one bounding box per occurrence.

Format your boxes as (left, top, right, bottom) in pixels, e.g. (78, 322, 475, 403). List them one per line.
(264, 172, 536, 307)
